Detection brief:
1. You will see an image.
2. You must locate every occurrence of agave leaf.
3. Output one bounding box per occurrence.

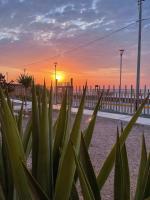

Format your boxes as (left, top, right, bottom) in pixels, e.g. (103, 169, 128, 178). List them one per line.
(60, 90, 73, 164)
(70, 182, 80, 200)
(49, 85, 54, 199)
(97, 95, 149, 190)
(32, 82, 40, 178)
(55, 85, 87, 200)
(17, 101, 24, 136)
(37, 92, 42, 120)
(53, 90, 67, 181)
(63, 90, 73, 151)
(72, 94, 103, 188)
(22, 162, 49, 200)
(71, 141, 95, 200)
(121, 143, 130, 200)
(53, 117, 58, 140)
(145, 197, 150, 200)
(80, 133, 101, 199)
(0, 88, 33, 199)
(140, 153, 150, 200)
(144, 169, 150, 199)
(1, 133, 14, 200)
(6, 91, 14, 116)
(37, 82, 50, 196)
(0, 183, 5, 200)
(0, 138, 7, 198)
(22, 117, 32, 158)
(84, 92, 103, 148)
(135, 134, 147, 200)
(114, 132, 123, 200)
(26, 136, 32, 160)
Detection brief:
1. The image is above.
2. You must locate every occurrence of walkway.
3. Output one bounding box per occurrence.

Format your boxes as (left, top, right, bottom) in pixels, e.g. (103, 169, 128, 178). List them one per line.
(12, 99, 150, 126)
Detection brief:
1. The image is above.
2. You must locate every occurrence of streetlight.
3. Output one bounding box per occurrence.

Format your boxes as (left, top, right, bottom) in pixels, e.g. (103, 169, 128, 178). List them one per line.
(119, 49, 125, 98)
(54, 62, 57, 104)
(135, 0, 145, 110)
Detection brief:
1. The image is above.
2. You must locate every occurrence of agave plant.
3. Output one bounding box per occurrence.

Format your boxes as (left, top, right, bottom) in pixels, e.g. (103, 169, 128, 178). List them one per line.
(0, 82, 149, 200)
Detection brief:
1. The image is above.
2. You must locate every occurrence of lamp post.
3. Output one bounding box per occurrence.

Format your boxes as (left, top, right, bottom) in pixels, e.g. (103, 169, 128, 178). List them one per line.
(135, 0, 145, 110)
(119, 49, 125, 99)
(54, 62, 57, 104)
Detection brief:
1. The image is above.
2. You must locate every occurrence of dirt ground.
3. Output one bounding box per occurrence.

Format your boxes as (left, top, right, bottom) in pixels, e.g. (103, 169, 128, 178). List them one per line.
(81, 115, 150, 199)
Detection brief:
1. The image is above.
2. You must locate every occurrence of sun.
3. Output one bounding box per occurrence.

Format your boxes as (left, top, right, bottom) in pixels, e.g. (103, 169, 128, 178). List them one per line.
(56, 74, 63, 81)
(52, 71, 65, 82)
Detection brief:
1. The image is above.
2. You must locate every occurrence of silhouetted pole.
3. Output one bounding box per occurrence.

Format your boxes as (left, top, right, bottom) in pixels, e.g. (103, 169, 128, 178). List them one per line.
(135, 0, 144, 110)
(54, 62, 57, 104)
(24, 68, 26, 75)
(6, 72, 8, 82)
(119, 49, 124, 99)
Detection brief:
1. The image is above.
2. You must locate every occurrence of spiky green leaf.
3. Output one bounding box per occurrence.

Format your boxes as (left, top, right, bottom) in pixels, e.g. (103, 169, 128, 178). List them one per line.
(37, 82, 50, 196)
(53, 90, 67, 180)
(84, 93, 103, 148)
(32, 82, 40, 178)
(72, 142, 95, 200)
(121, 143, 130, 200)
(135, 134, 147, 200)
(80, 134, 101, 199)
(97, 95, 149, 190)
(0, 87, 33, 199)
(114, 132, 123, 200)
(55, 85, 87, 200)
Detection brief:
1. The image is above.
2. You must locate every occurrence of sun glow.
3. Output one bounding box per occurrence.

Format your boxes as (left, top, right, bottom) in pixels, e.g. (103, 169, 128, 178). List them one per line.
(52, 71, 65, 82)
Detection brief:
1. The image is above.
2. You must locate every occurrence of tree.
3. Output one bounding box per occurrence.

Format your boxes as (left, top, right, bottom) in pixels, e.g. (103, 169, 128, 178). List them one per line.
(17, 74, 33, 104)
(0, 73, 14, 93)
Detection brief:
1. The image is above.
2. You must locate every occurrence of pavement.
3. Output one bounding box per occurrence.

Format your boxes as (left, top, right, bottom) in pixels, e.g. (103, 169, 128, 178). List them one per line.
(12, 99, 150, 126)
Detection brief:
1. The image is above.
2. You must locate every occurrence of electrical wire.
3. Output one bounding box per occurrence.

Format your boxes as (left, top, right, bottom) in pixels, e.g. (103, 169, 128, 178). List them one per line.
(3, 17, 150, 69)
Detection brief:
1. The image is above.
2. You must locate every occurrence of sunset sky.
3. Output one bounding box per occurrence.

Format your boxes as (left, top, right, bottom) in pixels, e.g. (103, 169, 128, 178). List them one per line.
(0, 0, 150, 87)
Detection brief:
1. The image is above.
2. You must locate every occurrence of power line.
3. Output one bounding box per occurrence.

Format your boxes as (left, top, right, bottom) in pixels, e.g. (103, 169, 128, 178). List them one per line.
(2, 17, 150, 69)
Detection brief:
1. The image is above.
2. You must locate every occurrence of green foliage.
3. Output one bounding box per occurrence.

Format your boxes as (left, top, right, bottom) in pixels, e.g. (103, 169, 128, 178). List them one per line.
(0, 73, 14, 93)
(17, 74, 32, 89)
(0, 83, 149, 200)
(17, 73, 33, 104)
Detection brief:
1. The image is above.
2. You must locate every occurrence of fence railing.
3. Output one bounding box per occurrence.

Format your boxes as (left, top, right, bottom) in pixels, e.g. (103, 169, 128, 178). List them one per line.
(11, 84, 150, 117)
(56, 85, 150, 116)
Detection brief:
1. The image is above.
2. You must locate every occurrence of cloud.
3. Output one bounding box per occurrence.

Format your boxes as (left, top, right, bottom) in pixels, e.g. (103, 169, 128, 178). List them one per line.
(0, 0, 149, 85)
(53, 4, 75, 14)
(10, 12, 16, 19)
(32, 15, 56, 24)
(33, 31, 54, 42)
(144, 23, 150, 29)
(66, 18, 105, 30)
(0, 0, 8, 5)
(104, 20, 115, 26)
(91, 0, 101, 11)
(0, 26, 22, 42)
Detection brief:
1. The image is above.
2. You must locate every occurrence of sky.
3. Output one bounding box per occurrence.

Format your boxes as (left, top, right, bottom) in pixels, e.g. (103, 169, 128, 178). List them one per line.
(0, 0, 150, 87)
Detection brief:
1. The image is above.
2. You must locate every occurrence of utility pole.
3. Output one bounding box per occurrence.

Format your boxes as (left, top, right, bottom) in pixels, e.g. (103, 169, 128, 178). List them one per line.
(6, 72, 8, 82)
(119, 49, 125, 99)
(135, 0, 145, 110)
(24, 68, 26, 75)
(54, 62, 57, 104)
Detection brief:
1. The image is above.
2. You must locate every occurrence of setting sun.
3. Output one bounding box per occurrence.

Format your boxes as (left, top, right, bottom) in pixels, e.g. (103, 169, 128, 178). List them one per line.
(52, 71, 65, 82)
